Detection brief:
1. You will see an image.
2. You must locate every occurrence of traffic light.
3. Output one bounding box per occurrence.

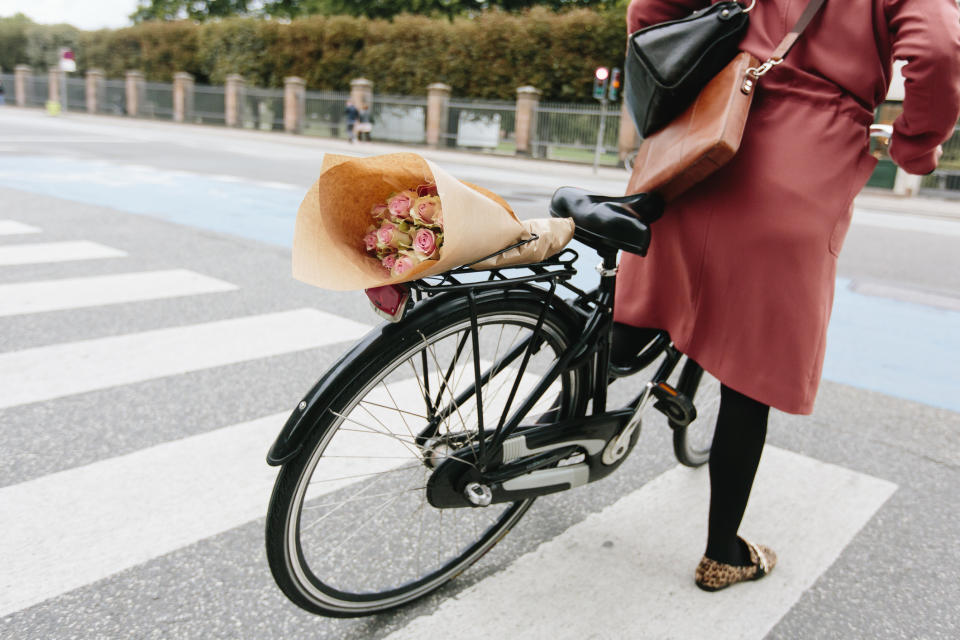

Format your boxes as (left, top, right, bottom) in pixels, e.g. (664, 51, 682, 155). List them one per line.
(608, 67, 621, 101)
(593, 67, 609, 100)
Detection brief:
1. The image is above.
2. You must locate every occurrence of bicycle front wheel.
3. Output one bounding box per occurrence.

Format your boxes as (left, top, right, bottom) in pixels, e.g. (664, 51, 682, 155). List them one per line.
(266, 290, 589, 617)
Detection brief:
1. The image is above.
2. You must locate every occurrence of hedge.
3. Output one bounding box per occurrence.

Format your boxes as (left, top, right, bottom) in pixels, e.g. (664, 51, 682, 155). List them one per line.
(2, 8, 629, 102)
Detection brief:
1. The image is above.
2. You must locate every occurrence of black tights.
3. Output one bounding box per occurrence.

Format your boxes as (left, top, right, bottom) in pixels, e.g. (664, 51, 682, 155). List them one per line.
(612, 323, 769, 566)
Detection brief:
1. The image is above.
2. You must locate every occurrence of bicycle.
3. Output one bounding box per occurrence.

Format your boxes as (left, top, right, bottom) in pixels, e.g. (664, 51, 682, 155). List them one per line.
(264, 186, 723, 617)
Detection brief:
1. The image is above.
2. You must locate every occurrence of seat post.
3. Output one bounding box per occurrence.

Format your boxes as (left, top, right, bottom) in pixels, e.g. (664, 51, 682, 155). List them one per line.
(593, 248, 619, 413)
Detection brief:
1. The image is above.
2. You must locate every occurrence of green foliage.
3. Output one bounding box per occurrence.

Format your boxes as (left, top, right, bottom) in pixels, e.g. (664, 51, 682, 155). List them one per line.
(0, 14, 32, 72)
(3, 7, 629, 100)
(131, 1, 254, 22)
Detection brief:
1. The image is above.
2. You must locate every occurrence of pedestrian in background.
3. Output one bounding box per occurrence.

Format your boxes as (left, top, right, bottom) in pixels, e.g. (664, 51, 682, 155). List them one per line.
(357, 103, 373, 142)
(613, 0, 960, 592)
(344, 100, 359, 143)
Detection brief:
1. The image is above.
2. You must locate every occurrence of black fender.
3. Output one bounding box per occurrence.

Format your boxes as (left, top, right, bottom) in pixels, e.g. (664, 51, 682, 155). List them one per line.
(266, 286, 585, 467)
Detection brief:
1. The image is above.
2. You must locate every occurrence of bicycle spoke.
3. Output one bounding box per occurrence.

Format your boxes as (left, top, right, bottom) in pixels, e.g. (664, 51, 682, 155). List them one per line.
(302, 487, 426, 511)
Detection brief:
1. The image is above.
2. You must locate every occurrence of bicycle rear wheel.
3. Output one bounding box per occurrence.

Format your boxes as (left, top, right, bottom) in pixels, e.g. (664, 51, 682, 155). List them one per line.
(265, 290, 588, 616)
(670, 359, 719, 467)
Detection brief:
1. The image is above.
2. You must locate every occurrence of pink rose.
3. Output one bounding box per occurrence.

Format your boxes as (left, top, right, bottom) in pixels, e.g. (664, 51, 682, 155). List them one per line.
(410, 195, 442, 226)
(392, 253, 415, 277)
(370, 203, 389, 220)
(363, 231, 378, 252)
(377, 222, 411, 249)
(387, 190, 418, 220)
(413, 228, 438, 259)
(381, 253, 398, 271)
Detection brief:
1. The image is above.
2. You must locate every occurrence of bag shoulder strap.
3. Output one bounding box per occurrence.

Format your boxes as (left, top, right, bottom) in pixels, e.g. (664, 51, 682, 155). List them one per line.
(748, 0, 828, 79)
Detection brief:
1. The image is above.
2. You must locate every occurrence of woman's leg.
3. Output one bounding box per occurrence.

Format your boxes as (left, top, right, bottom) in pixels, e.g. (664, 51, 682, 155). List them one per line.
(704, 384, 770, 565)
(610, 322, 662, 367)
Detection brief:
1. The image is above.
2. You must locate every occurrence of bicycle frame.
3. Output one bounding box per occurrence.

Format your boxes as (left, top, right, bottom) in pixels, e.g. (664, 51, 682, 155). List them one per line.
(394, 243, 699, 508)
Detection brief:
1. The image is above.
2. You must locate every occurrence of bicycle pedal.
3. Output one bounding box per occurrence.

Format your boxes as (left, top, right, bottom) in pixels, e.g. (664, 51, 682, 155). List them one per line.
(651, 382, 697, 426)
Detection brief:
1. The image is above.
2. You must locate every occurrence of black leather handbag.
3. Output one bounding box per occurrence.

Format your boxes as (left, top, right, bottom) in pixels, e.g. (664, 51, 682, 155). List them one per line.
(625, 1, 753, 138)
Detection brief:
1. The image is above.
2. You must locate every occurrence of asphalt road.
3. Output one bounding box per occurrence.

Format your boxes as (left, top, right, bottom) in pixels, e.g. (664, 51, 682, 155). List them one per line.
(1, 107, 959, 639)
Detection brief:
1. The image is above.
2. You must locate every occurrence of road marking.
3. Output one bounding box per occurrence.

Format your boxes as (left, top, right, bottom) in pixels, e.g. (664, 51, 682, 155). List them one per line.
(0, 373, 431, 617)
(0, 269, 238, 317)
(0, 221, 41, 236)
(0, 412, 287, 617)
(387, 446, 897, 640)
(0, 309, 370, 409)
(0, 241, 126, 266)
(853, 209, 960, 237)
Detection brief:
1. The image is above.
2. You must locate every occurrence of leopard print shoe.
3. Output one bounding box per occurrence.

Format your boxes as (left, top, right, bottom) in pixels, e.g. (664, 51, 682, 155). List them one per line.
(694, 540, 777, 592)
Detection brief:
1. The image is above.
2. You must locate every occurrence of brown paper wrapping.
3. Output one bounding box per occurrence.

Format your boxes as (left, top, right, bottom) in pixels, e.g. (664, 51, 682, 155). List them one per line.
(292, 152, 575, 291)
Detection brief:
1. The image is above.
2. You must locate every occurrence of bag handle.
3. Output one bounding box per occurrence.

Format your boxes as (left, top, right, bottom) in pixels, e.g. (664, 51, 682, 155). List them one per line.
(746, 0, 828, 80)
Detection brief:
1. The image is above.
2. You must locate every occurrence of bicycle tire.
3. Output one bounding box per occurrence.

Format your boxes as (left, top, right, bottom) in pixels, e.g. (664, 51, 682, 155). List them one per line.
(265, 289, 589, 617)
(670, 358, 719, 467)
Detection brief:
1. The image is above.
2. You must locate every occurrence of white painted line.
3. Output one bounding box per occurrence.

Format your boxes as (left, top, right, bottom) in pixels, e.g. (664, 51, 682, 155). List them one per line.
(0, 412, 286, 617)
(853, 209, 960, 237)
(0, 375, 428, 617)
(0, 241, 127, 266)
(387, 447, 897, 640)
(0, 269, 238, 317)
(0, 309, 370, 409)
(0, 221, 41, 236)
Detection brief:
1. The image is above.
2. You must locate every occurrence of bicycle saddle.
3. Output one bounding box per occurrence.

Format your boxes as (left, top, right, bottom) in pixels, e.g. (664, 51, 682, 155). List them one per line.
(548, 187, 664, 257)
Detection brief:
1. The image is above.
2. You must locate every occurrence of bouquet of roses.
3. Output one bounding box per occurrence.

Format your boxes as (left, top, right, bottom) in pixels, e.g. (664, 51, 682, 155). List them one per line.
(363, 183, 445, 278)
(292, 152, 575, 291)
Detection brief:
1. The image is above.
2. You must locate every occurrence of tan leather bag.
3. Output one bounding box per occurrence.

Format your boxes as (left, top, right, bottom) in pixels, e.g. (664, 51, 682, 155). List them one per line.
(627, 52, 758, 201)
(627, 0, 828, 202)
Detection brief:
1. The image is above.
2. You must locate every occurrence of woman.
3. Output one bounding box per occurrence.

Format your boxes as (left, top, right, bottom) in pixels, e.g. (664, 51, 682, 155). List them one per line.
(615, 0, 960, 591)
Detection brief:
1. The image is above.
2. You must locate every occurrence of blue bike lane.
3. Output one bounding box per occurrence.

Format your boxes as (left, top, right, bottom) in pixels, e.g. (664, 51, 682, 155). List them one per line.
(3, 154, 957, 413)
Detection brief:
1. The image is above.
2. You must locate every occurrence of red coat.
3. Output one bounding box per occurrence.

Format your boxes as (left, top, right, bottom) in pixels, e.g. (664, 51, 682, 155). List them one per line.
(615, 0, 960, 414)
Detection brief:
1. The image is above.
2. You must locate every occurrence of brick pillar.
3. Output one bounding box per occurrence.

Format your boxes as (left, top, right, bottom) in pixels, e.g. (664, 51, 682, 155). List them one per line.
(173, 71, 195, 123)
(48, 68, 63, 104)
(225, 74, 245, 127)
(514, 86, 541, 156)
(426, 83, 451, 148)
(85, 69, 105, 114)
(350, 78, 373, 110)
(125, 70, 145, 117)
(14, 65, 32, 107)
(617, 100, 640, 161)
(284, 76, 306, 134)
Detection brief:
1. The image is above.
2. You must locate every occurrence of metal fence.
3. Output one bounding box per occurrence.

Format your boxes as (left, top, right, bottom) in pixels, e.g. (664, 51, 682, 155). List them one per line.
(921, 126, 960, 195)
(373, 94, 428, 144)
(100, 79, 127, 116)
(443, 98, 516, 153)
(305, 89, 349, 138)
(534, 101, 622, 166)
(143, 82, 174, 120)
(65, 77, 86, 113)
(0, 73, 13, 105)
(242, 86, 284, 131)
(194, 84, 226, 125)
(27, 75, 49, 108)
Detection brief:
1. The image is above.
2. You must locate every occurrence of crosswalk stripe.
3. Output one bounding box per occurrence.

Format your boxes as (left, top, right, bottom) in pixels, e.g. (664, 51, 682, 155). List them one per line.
(0, 220, 41, 236)
(0, 269, 238, 317)
(0, 412, 286, 617)
(0, 374, 429, 618)
(0, 308, 370, 409)
(386, 446, 897, 640)
(0, 241, 127, 266)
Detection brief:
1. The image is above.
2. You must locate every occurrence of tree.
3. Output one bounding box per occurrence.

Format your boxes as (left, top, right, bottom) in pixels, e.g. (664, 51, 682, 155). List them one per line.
(131, 1, 254, 22)
(132, 0, 626, 22)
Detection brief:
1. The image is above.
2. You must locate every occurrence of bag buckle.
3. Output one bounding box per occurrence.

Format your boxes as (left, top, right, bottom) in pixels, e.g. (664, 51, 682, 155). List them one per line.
(746, 57, 783, 80)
